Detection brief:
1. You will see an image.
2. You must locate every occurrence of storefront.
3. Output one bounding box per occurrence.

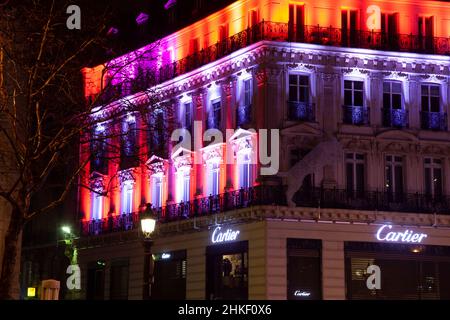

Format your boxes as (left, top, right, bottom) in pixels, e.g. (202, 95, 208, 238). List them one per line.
(345, 241, 450, 299)
(77, 209, 450, 300)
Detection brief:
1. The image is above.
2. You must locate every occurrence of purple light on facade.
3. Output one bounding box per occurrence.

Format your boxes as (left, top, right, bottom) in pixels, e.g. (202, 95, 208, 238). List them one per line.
(136, 12, 149, 25)
(164, 0, 176, 10)
(107, 27, 119, 36)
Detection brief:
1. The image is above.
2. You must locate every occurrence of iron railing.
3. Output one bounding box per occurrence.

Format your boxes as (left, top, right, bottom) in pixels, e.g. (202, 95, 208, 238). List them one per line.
(96, 21, 450, 104)
(287, 101, 315, 122)
(420, 111, 448, 131)
(382, 108, 409, 128)
(342, 105, 370, 125)
(81, 185, 450, 236)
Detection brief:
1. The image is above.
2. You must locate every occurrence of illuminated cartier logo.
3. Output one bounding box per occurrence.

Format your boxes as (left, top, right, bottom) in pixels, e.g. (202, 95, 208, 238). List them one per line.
(375, 225, 428, 243)
(211, 226, 240, 244)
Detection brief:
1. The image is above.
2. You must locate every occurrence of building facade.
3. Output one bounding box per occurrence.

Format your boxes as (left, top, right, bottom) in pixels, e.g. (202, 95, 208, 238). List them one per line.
(77, 0, 450, 300)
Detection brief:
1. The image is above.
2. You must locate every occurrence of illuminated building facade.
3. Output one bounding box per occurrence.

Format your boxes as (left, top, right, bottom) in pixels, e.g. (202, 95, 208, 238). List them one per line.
(77, 0, 450, 300)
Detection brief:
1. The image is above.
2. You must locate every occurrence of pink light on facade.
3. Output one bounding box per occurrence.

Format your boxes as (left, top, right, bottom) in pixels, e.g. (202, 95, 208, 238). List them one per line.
(164, 0, 176, 10)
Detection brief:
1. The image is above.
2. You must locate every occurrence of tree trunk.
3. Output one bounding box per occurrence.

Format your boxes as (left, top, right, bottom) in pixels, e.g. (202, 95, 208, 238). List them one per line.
(0, 207, 24, 300)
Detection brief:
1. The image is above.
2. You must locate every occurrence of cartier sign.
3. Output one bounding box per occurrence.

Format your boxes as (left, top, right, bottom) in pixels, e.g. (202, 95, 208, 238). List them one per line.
(211, 226, 240, 244)
(375, 224, 428, 243)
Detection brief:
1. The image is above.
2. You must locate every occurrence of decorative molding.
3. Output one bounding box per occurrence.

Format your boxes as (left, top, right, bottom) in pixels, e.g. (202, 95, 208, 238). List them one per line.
(89, 172, 106, 193)
(172, 147, 194, 171)
(118, 168, 137, 187)
(201, 143, 224, 163)
(146, 155, 168, 176)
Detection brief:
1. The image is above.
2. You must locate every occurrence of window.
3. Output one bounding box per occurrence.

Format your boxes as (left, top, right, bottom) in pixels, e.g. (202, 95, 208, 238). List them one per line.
(424, 157, 443, 198)
(383, 81, 406, 127)
(346, 153, 365, 197)
(207, 99, 221, 130)
(345, 241, 450, 300)
(176, 169, 190, 203)
(343, 80, 368, 125)
(287, 239, 322, 300)
(341, 9, 358, 46)
(208, 163, 220, 196)
(153, 250, 187, 299)
(237, 79, 252, 127)
(206, 241, 248, 300)
(344, 80, 364, 107)
(288, 4, 305, 41)
(120, 118, 137, 169)
(91, 124, 107, 174)
(289, 74, 309, 103)
(288, 75, 314, 121)
(421, 84, 440, 113)
(87, 261, 105, 300)
(184, 101, 192, 131)
(385, 155, 404, 199)
(152, 175, 163, 208)
(91, 192, 103, 220)
(110, 260, 129, 300)
(149, 110, 165, 155)
(381, 12, 399, 48)
(238, 153, 253, 189)
(121, 183, 133, 214)
(383, 82, 402, 110)
(418, 16, 434, 51)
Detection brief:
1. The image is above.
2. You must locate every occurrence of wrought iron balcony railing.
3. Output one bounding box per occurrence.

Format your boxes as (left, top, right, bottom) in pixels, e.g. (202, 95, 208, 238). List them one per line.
(342, 105, 370, 125)
(420, 111, 448, 131)
(382, 108, 409, 128)
(287, 101, 315, 122)
(95, 21, 450, 104)
(81, 185, 450, 236)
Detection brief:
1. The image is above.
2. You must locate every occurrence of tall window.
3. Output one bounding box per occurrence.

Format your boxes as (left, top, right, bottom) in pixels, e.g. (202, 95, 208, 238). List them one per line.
(288, 3, 305, 41)
(418, 16, 434, 51)
(149, 110, 165, 155)
(385, 155, 404, 199)
(208, 162, 220, 196)
(381, 12, 399, 48)
(91, 192, 103, 220)
(91, 124, 107, 174)
(346, 153, 365, 197)
(183, 101, 192, 131)
(421, 84, 440, 113)
(289, 75, 309, 103)
(238, 153, 253, 189)
(424, 157, 443, 198)
(110, 260, 129, 300)
(383, 81, 402, 110)
(121, 183, 133, 214)
(121, 118, 137, 169)
(341, 9, 358, 46)
(288, 75, 313, 121)
(176, 168, 190, 203)
(237, 79, 252, 127)
(343, 80, 367, 125)
(344, 80, 364, 107)
(152, 175, 163, 208)
(383, 81, 406, 127)
(207, 100, 221, 130)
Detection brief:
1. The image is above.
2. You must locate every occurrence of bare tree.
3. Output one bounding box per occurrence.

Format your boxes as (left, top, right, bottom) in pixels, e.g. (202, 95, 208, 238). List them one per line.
(0, 0, 171, 299)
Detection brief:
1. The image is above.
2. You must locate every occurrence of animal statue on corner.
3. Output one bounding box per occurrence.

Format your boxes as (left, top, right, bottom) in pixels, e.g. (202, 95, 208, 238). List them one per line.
(285, 136, 343, 207)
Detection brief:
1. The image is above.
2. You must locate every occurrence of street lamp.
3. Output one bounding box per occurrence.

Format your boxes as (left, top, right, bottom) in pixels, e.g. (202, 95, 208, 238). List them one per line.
(140, 203, 157, 300)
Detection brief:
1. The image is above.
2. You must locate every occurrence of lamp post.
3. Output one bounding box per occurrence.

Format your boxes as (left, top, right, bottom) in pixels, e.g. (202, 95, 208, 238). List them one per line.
(140, 203, 157, 300)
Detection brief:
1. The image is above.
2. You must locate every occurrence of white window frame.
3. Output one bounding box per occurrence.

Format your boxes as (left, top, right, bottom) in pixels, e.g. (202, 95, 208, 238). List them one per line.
(121, 182, 134, 214)
(91, 192, 103, 220)
(151, 173, 164, 208)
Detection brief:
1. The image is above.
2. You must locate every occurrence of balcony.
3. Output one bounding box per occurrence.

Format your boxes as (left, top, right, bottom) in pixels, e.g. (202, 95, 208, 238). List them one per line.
(81, 185, 450, 236)
(420, 111, 448, 131)
(236, 104, 252, 127)
(287, 101, 315, 122)
(382, 108, 409, 128)
(342, 105, 370, 125)
(93, 21, 450, 104)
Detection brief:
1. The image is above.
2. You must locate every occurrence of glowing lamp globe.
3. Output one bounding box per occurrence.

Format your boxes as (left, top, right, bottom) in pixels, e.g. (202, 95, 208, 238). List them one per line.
(141, 204, 156, 239)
